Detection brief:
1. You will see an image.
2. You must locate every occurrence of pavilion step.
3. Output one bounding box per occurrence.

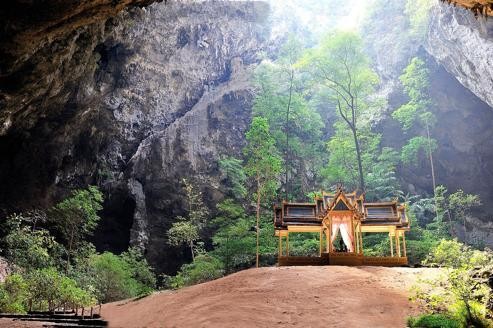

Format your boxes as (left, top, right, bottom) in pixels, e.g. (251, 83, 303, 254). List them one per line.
(19, 317, 107, 326)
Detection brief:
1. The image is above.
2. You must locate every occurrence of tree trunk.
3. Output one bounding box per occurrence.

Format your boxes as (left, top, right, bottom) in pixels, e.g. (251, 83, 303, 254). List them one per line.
(66, 228, 75, 274)
(426, 123, 438, 217)
(256, 177, 261, 268)
(284, 69, 294, 201)
(351, 127, 365, 192)
(190, 240, 195, 261)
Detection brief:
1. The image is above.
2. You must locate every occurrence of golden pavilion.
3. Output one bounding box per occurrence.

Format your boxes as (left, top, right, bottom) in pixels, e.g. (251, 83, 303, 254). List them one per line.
(274, 187, 410, 266)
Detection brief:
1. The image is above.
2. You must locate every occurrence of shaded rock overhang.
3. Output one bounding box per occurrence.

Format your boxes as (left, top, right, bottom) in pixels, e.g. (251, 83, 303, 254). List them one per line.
(0, 0, 160, 80)
(441, 0, 493, 16)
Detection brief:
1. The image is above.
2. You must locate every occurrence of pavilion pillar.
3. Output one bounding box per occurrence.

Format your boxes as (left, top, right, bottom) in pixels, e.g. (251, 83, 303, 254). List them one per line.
(319, 229, 322, 256)
(359, 224, 363, 255)
(354, 224, 358, 254)
(356, 225, 360, 254)
(325, 230, 330, 253)
(286, 232, 289, 256)
(278, 234, 282, 257)
(395, 233, 401, 257)
(389, 233, 394, 257)
(402, 233, 407, 257)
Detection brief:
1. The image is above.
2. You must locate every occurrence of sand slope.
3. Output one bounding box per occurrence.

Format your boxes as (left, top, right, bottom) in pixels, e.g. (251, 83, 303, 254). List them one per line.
(102, 266, 436, 328)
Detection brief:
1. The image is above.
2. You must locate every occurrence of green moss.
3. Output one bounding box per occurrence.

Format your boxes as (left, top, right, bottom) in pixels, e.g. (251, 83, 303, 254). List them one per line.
(407, 314, 461, 328)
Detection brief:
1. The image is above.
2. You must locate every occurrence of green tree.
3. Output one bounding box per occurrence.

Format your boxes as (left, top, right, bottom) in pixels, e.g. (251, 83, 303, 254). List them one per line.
(120, 247, 156, 292)
(244, 117, 282, 267)
(299, 31, 380, 192)
(167, 179, 209, 260)
(0, 274, 28, 313)
(88, 252, 145, 303)
(49, 186, 103, 272)
(211, 199, 255, 273)
(3, 214, 64, 271)
(25, 267, 93, 312)
(393, 57, 438, 206)
(254, 37, 324, 200)
(219, 157, 247, 198)
(434, 186, 481, 244)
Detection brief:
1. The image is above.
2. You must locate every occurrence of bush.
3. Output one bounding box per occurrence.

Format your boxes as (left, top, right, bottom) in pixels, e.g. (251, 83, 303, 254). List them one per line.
(0, 274, 28, 313)
(3, 215, 64, 271)
(171, 254, 224, 289)
(407, 314, 460, 328)
(88, 252, 155, 303)
(25, 268, 93, 312)
(424, 239, 493, 268)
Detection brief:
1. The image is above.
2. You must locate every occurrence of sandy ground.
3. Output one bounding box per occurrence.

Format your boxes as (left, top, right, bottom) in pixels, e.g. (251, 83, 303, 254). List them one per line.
(102, 266, 438, 328)
(0, 318, 45, 327)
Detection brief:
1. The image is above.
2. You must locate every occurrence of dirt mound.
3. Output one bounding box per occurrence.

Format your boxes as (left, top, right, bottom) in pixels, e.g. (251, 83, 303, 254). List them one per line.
(102, 266, 437, 328)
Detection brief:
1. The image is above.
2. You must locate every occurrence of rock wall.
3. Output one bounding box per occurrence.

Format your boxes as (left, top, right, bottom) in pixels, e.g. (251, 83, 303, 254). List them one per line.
(426, 1, 493, 108)
(0, 1, 270, 273)
(366, 0, 493, 245)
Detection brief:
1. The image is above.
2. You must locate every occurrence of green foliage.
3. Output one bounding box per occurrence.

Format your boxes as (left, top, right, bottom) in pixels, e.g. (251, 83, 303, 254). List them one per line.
(211, 200, 255, 273)
(120, 247, 156, 293)
(219, 157, 247, 198)
(167, 179, 209, 260)
(299, 30, 382, 191)
(392, 102, 419, 131)
(170, 254, 224, 289)
(405, 0, 434, 40)
(25, 268, 94, 312)
(3, 214, 64, 271)
(400, 57, 430, 101)
(253, 39, 325, 199)
(0, 187, 158, 310)
(401, 136, 438, 165)
(424, 239, 492, 269)
(412, 240, 493, 327)
(49, 186, 103, 269)
(88, 252, 151, 303)
(365, 147, 402, 201)
(244, 116, 283, 202)
(407, 314, 460, 328)
(0, 274, 28, 313)
(167, 222, 199, 250)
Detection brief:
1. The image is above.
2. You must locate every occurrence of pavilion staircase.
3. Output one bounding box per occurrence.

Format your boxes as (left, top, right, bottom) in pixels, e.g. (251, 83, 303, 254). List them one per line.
(0, 309, 108, 327)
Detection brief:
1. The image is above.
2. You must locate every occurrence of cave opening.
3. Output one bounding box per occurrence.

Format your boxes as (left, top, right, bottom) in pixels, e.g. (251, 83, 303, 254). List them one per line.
(92, 191, 136, 254)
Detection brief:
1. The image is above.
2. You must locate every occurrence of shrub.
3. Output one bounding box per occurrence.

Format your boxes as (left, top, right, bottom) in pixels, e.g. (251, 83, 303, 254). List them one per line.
(407, 314, 460, 328)
(89, 252, 137, 302)
(424, 239, 493, 268)
(25, 268, 93, 312)
(88, 251, 155, 303)
(171, 254, 224, 288)
(3, 215, 64, 271)
(0, 274, 28, 313)
(120, 247, 156, 294)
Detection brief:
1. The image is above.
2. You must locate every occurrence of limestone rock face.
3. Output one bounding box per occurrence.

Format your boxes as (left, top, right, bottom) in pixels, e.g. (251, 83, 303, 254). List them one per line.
(426, 2, 493, 109)
(0, 1, 270, 273)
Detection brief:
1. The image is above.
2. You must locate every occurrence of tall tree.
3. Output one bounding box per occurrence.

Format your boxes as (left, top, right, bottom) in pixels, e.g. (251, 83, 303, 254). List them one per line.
(393, 57, 438, 206)
(254, 36, 324, 200)
(167, 179, 209, 261)
(49, 186, 103, 273)
(299, 31, 379, 192)
(243, 117, 282, 267)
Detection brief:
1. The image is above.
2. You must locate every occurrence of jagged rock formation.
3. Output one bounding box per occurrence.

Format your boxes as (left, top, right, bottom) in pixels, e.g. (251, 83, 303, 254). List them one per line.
(427, 2, 493, 108)
(0, 1, 269, 273)
(0, 0, 160, 135)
